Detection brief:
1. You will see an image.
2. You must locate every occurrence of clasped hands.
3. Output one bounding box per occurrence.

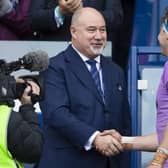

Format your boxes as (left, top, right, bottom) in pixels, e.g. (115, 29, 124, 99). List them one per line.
(93, 129, 123, 157)
(59, 0, 83, 15)
(93, 130, 164, 168)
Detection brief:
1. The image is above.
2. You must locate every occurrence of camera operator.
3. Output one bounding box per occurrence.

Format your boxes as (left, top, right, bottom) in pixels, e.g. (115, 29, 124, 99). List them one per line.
(0, 78, 44, 168)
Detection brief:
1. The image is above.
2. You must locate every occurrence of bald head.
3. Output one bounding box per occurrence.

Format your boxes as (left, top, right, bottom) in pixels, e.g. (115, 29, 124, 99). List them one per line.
(70, 7, 107, 59)
(71, 7, 105, 27)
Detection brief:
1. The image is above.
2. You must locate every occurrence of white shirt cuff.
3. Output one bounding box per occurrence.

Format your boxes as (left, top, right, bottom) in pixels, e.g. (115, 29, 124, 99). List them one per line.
(84, 131, 100, 151)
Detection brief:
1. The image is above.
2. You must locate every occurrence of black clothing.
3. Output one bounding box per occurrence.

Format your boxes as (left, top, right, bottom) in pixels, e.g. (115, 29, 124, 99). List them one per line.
(29, 0, 123, 41)
(7, 104, 44, 163)
(112, 0, 135, 74)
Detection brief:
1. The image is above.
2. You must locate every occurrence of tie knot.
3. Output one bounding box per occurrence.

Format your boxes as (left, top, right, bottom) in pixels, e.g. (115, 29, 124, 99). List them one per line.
(86, 59, 97, 66)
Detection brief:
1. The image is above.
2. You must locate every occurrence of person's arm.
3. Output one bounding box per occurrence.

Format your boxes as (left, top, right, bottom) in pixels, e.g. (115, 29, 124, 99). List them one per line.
(29, 0, 82, 32)
(147, 125, 168, 168)
(122, 133, 158, 152)
(7, 80, 44, 163)
(100, 131, 158, 153)
(8, 105, 43, 163)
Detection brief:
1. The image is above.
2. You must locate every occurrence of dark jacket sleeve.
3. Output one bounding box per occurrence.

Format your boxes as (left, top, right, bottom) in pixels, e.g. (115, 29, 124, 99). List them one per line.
(28, 0, 59, 32)
(102, 0, 123, 30)
(7, 104, 44, 163)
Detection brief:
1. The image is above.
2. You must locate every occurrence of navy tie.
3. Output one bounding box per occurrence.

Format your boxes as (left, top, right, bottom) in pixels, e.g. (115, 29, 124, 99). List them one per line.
(86, 59, 104, 99)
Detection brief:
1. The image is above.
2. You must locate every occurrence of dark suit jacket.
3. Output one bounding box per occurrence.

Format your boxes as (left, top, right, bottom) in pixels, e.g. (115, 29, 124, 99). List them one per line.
(38, 45, 131, 168)
(29, 0, 123, 41)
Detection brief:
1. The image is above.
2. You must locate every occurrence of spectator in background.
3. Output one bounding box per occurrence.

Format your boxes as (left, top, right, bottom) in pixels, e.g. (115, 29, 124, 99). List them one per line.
(29, 0, 133, 78)
(29, 0, 123, 41)
(38, 7, 131, 168)
(29, 0, 82, 41)
(0, 0, 133, 77)
(0, 0, 33, 40)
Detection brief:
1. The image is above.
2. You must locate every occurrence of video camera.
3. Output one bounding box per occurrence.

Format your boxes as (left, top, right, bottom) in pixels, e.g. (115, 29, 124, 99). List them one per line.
(0, 50, 49, 107)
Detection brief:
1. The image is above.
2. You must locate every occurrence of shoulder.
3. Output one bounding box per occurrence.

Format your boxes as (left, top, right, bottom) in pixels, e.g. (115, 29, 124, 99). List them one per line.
(49, 45, 74, 67)
(49, 50, 67, 69)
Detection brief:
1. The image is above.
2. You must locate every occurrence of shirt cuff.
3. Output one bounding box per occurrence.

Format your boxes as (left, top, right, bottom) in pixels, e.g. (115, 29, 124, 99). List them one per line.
(84, 131, 100, 151)
(54, 6, 64, 28)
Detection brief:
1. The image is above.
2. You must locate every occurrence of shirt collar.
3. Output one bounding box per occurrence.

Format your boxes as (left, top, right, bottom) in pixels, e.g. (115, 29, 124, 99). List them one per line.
(72, 44, 101, 64)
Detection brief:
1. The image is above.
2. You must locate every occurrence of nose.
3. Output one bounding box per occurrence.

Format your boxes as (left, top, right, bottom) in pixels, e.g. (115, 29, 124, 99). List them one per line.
(95, 30, 102, 39)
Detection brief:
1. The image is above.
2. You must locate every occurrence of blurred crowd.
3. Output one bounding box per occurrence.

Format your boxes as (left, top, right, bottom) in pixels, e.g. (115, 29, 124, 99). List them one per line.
(0, 0, 135, 74)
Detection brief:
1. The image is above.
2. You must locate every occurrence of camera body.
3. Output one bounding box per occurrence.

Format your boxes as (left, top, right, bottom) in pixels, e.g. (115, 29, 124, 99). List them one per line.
(0, 59, 44, 107)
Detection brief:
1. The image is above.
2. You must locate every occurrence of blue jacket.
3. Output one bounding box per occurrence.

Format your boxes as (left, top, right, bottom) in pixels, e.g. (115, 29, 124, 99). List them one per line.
(38, 45, 131, 168)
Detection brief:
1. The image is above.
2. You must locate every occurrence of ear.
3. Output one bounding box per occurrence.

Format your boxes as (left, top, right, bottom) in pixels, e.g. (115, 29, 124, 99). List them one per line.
(70, 26, 77, 39)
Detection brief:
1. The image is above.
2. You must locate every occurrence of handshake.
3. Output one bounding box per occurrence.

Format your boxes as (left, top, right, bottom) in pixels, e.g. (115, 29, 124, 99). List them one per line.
(93, 129, 131, 157)
(58, 0, 83, 15)
(93, 130, 167, 168)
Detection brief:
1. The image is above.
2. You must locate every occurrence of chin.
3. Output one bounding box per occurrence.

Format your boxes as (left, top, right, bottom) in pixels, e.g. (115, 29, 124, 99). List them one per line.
(90, 47, 104, 55)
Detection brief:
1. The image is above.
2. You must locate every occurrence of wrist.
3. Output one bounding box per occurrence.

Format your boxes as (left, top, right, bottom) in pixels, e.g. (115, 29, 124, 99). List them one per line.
(93, 133, 101, 147)
(121, 136, 135, 150)
(150, 147, 168, 166)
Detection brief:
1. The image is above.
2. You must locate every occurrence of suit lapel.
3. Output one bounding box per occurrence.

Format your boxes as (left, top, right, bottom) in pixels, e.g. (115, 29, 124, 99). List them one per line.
(101, 56, 114, 105)
(65, 45, 104, 105)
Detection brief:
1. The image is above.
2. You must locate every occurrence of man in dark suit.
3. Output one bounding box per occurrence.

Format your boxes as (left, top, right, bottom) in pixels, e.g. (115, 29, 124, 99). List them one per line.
(38, 7, 131, 168)
(29, 0, 123, 41)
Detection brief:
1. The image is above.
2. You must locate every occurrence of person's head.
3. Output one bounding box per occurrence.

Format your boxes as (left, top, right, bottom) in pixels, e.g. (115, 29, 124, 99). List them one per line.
(70, 7, 107, 59)
(158, 7, 168, 56)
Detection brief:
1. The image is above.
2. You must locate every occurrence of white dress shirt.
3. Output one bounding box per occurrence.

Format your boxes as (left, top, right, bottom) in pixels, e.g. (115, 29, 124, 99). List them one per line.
(72, 45, 104, 150)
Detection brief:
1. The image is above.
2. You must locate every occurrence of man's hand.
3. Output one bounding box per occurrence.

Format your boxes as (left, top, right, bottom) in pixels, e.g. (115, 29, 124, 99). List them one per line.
(17, 80, 40, 105)
(93, 132, 123, 157)
(58, 0, 82, 15)
(101, 129, 122, 141)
